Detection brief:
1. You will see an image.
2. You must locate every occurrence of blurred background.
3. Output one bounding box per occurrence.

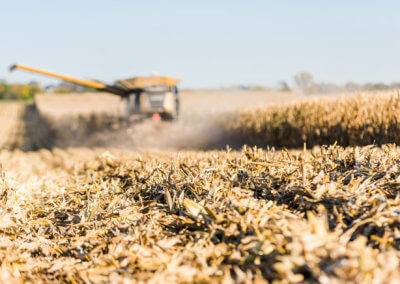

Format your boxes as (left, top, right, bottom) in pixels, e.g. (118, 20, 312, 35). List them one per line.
(1, 1, 400, 151)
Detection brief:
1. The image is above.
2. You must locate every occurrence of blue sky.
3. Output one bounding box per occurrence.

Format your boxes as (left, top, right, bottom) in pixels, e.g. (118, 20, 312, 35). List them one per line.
(1, 1, 399, 87)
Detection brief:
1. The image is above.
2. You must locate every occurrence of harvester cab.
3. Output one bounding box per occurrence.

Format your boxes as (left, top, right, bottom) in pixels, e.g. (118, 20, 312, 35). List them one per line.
(9, 64, 180, 121)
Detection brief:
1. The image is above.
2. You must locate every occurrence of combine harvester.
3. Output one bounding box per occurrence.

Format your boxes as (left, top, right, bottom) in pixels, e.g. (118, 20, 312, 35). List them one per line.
(10, 64, 180, 121)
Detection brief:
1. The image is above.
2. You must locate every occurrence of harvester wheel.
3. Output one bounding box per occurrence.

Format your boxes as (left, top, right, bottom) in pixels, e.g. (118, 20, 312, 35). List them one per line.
(161, 97, 179, 121)
(125, 94, 142, 124)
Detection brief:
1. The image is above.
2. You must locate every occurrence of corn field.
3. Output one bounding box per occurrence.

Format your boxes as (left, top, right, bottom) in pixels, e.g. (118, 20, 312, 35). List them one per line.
(0, 91, 399, 282)
(216, 91, 400, 149)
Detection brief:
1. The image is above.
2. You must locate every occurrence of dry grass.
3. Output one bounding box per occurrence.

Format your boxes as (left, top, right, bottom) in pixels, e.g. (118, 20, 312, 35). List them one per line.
(0, 102, 25, 149)
(216, 91, 400, 149)
(0, 102, 53, 151)
(0, 145, 399, 282)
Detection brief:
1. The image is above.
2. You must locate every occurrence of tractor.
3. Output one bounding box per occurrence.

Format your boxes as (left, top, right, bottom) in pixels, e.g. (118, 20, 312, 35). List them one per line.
(10, 64, 180, 121)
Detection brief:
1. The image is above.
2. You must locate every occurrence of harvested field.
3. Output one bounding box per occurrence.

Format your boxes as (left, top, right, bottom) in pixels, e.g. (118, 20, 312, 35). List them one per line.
(0, 145, 399, 282)
(0, 90, 399, 282)
(217, 91, 400, 149)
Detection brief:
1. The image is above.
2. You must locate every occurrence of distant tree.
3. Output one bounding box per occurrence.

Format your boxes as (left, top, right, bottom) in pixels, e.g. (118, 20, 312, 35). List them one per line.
(345, 82, 360, 92)
(28, 81, 42, 97)
(373, 83, 390, 90)
(0, 81, 42, 101)
(317, 82, 341, 94)
(0, 80, 7, 100)
(363, 82, 390, 91)
(50, 82, 93, 94)
(390, 82, 400, 90)
(278, 81, 291, 92)
(294, 72, 315, 94)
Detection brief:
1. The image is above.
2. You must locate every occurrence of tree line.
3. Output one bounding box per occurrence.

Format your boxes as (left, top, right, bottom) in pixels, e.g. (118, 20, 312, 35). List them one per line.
(289, 72, 400, 94)
(0, 80, 93, 100)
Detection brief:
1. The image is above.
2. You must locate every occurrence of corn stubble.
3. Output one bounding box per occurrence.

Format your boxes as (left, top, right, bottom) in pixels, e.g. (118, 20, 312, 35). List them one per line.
(0, 144, 399, 283)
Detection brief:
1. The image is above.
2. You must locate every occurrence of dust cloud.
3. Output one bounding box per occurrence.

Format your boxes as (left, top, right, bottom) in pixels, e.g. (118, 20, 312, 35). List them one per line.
(28, 90, 298, 151)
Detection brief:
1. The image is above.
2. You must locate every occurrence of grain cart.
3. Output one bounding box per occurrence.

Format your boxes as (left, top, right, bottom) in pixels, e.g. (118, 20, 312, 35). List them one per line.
(10, 64, 180, 121)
